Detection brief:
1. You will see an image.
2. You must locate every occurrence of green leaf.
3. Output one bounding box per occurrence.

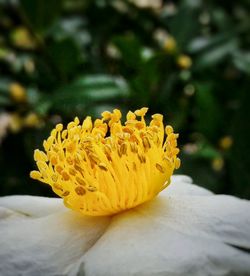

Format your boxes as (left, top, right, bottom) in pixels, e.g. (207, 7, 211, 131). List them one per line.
(0, 78, 11, 95)
(229, 89, 250, 198)
(42, 75, 129, 115)
(85, 104, 124, 118)
(47, 38, 81, 76)
(20, 0, 62, 33)
(178, 153, 222, 193)
(166, 5, 200, 49)
(113, 35, 142, 69)
(194, 82, 221, 140)
(35, 100, 51, 116)
(0, 95, 11, 105)
(233, 51, 250, 74)
(193, 142, 221, 159)
(188, 31, 236, 54)
(195, 39, 238, 68)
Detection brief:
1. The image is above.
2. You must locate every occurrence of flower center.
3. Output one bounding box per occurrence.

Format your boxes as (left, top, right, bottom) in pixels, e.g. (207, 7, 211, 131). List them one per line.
(30, 108, 180, 216)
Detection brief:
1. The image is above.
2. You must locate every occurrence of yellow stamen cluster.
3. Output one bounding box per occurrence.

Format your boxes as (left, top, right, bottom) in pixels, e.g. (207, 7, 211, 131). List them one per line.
(30, 108, 180, 216)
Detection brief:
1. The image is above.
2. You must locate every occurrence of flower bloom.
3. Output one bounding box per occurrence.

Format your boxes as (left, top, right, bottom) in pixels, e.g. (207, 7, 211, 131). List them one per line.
(9, 82, 27, 103)
(1, 109, 250, 275)
(177, 54, 192, 69)
(0, 176, 250, 276)
(30, 108, 180, 216)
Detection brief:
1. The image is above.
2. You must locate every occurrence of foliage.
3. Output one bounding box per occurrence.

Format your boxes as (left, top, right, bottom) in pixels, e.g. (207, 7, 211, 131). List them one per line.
(0, 0, 250, 198)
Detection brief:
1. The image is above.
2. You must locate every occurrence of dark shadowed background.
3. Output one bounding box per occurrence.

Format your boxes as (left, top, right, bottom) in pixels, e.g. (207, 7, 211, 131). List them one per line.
(0, 0, 250, 198)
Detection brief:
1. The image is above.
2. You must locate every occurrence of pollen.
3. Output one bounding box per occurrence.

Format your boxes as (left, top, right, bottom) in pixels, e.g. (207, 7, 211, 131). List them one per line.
(30, 108, 180, 216)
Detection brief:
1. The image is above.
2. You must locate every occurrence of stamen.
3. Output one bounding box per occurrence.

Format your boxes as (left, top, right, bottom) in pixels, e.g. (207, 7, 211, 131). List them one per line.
(98, 163, 108, 171)
(155, 163, 165, 173)
(30, 108, 180, 216)
(62, 191, 70, 197)
(76, 176, 86, 186)
(75, 186, 86, 196)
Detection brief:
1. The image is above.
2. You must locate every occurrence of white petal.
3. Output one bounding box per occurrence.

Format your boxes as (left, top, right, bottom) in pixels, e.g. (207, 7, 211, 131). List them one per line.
(1, 176, 250, 276)
(0, 196, 110, 276)
(166, 175, 213, 196)
(0, 195, 62, 217)
(79, 192, 250, 275)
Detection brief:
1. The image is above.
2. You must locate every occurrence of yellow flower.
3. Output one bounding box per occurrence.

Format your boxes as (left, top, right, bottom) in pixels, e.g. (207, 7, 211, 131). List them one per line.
(212, 157, 224, 172)
(30, 108, 180, 216)
(23, 112, 41, 128)
(9, 113, 23, 133)
(219, 136, 233, 150)
(163, 36, 176, 53)
(129, 0, 162, 9)
(9, 83, 27, 103)
(11, 27, 36, 49)
(177, 54, 192, 69)
(0, 113, 11, 143)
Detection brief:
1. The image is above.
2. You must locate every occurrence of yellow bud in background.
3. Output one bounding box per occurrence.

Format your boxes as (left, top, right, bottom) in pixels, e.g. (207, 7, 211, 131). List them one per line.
(177, 55, 192, 69)
(163, 36, 176, 53)
(23, 113, 41, 128)
(0, 113, 11, 143)
(9, 83, 27, 103)
(9, 113, 23, 133)
(212, 157, 224, 172)
(11, 27, 36, 49)
(219, 136, 233, 150)
(129, 0, 162, 9)
(24, 59, 35, 74)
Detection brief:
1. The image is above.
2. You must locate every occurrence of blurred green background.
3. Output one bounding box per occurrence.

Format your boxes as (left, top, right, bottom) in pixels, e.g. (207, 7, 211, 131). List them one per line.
(0, 0, 250, 198)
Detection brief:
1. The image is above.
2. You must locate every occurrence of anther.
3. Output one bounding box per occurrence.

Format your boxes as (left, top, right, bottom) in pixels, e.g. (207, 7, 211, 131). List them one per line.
(66, 156, 74, 165)
(74, 117, 80, 125)
(165, 125, 173, 135)
(175, 158, 181, 169)
(151, 113, 163, 121)
(130, 142, 138, 153)
(55, 165, 63, 174)
(87, 186, 97, 192)
(69, 168, 77, 176)
(89, 153, 100, 164)
(101, 111, 112, 120)
(126, 111, 136, 121)
(62, 191, 70, 197)
(67, 121, 76, 129)
(74, 164, 83, 173)
(67, 142, 76, 153)
(135, 107, 148, 117)
(62, 171, 70, 181)
(99, 163, 108, 171)
(142, 136, 151, 150)
(120, 143, 127, 155)
(62, 130, 68, 139)
(30, 171, 42, 180)
(35, 150, 48, 162)
(50, 155, 58, 166)
(53, 183, 63, 191)
(56, 123, 63, 132)
(138, 154, 146, 163)
(75, 186, 86, 196)
(122, 127, 134, 134)
(37, 161, 48, 172)
(155, 163, 165, 173)
(76, 176, 86, 186)
(51, 174, 58, 182)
